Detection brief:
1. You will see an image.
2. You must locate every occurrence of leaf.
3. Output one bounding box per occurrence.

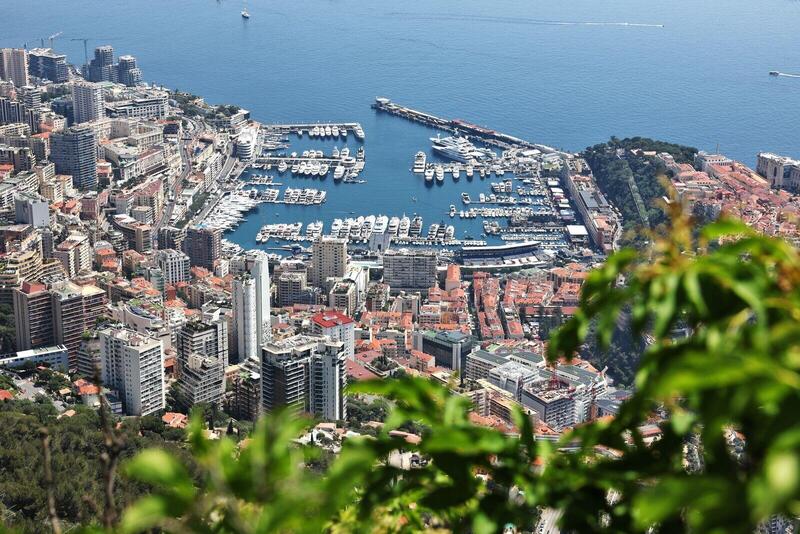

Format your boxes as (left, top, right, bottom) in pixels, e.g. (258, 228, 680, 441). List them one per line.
(118, 495, 173, 534)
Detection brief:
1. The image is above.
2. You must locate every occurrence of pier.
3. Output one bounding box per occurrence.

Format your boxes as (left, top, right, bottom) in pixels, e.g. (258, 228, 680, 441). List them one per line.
(260, 122, 366, 140)
(372, 97, 569, 156)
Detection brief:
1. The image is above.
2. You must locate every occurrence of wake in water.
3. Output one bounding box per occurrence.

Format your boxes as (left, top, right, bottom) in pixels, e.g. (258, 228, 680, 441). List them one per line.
(774, 72, 800, 78)
(385, 12, 664, 28)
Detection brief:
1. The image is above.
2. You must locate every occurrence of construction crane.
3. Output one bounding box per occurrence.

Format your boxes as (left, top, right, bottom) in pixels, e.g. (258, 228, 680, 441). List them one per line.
(70, 37, 115, 65)
(47, 32, 62, 50)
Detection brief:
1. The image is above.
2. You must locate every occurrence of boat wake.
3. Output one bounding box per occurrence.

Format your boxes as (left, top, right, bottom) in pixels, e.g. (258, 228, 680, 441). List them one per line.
(385, 12, 664, 28)
(774, 72, 800, 78)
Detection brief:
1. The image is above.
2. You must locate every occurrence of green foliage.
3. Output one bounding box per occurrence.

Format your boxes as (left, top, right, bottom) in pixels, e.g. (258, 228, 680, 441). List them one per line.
(0, 303, 16, 353)
(584, 136, 697, 235)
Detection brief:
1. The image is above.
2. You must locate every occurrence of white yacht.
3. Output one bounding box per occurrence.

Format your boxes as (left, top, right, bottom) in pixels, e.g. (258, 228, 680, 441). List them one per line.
(388, 216, 400, 235)
(413, 151, 426, 173)
(398, 216, 410, 237)
(466, 165, 474, 177)
(319, 164, 329, 176)
(340, 147, 350, 158)
(449, 205, 456, 218)
(435, 165, 444, 183)
(424, 167, 434, 182)
(332, 125, 340, 137)
(278, 161, 288, 173)
(373, 215, 389, 234)
(325, 125, 332, 137)
(453, 167, 460, 180)
(332, 146, 340, 158)
(333, 165, 345, 181)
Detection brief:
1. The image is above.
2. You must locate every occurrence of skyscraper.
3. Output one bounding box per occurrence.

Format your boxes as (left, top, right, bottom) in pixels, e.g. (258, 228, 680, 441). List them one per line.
(27, 48, 68, 83)
(252, 254, 272, 347)
(155, 248, 191, 286)
(233, 275, 257, 363)
(86, 45, 116, 82)
(72, 81, 104, 124)
(51, 281, 107, 362)
(12, 281, 53, 351)
(0, 48, 29, 87)
(117, 55, 142, 86)
(99, 326, 165, 416)
(309, 236, 348, 288)
(309, 341, 347, 421)
(50, 125, 97, 190)
(183, 227, 221, 269)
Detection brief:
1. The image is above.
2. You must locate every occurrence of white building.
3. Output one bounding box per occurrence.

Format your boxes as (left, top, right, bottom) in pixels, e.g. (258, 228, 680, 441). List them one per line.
(309, 341, 347, 421)
(72, 81, 105, 124)
(155, 248, 191, 287)
(311, 309, 355, 360)
(232, 254, 271, 363)
(99, 326, 165, 416)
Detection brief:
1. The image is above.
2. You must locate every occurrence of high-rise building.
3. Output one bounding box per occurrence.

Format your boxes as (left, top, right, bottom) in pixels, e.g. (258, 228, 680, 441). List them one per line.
(0, 48, 29, 87)
(53, 233, 92, 278)
(183, 227, 221, 269)
(232, 254, 271, 363)
(20, 85, 41, 111)
(155, 248, 191, 287)
(175, 352, 224, 408)
(233, 275, 257, 363)
(177, 319, 229, 368)
(51, 281, 107, 362)
(86, 46, 117, 83)
(99, 326, 165, 416)
(226, 362, 261, 421)
(311, 309, 355, 360)
(158, 226, 186, 251)
(72, 81, 104, 124)
(14, 192, 49, 228)
(117, 55, 142, 86)
(260, 335, 346, 420)
(12, 281, 53, 351)
(412, 330, 474, 371)
(383, 249, 438, 294)
(28, 48, 68, 83)
(309, 341, 347, 421)
(309, 236, 348, 288)
(50, 125, 97, 190)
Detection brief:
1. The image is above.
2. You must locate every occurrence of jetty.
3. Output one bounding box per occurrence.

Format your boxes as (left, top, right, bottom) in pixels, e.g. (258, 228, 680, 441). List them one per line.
(371, 97, 569, 156)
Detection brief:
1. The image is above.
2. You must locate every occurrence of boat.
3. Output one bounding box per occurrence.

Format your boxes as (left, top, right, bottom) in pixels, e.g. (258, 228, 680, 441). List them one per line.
(449, 205, 456, 218)
(462, 192, 471, 204)
(319, 164, 329, 176)
(341, 129, 347, 140)
(302, 150, 309, 158)
(410, 216, 423, 236)
(770, 71, 780, 76)
(325, 126, 332, 137)
(428, 223, 439, 239)
(466, 165, 474, 177)
(332, 126, 340, 137)
(333, 165, 345, 181)
(340, 147, 350, 158)
(453, 167, 460, 180)
(374, 215, 389, 234)
(354, 125, 365, 140)
(278, 161, 288, 173)
(310, 126, 319, 137)
(357, 146, 365, 160)
(445, 225, 455, 239)
(332, 146, 340, 158)
(387, 216, 400, 235)
(430, 134, 486, 163)
(435, 165, 444, 183)
(241, 2, 250, 18)
(398, 216, 410, 237)
(413, 151, 426, 173)
(424, 167, 434, 182)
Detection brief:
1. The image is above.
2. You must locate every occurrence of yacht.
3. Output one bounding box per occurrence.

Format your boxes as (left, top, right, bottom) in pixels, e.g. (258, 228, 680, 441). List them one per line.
(449, 205, 456, 218)
(291, 163, 300, 174)
(306, 221, 323, 237)
(462, 192, 471, 204)
(332, 146, 340, 158)
(410, 216, 423, 236)
(319, 164, 329, 176)
(357, 146, 365, 160)
(387, 216, 400, 235)
(302, 150, 309, 157)
(278, 161, 288, 173)
(325, 126, 332, 137)
(340, 147, 350, 158)
(333, 165, 345, 181)
(466, 165, 474, 177)
(430, 135, 482, 163)
(332, 125, 340, 137)
(435, 165, 444, 183)
(372, 215, 388, 234)
(424, 167, 434, 182)
(298, 162, 308, 174)
(241, 1, 250, 19)
(310, 126, 319, 137)
(341, 129, 348, 140)
(398, 216, 410, 237)
(413, 151, 426, 173)
(428, 223, 440, 239)
(453, 167, 460, 180)
(354, 125, 365, 140)
(445, 225, 455, 239)
(331, 219, 343, 236)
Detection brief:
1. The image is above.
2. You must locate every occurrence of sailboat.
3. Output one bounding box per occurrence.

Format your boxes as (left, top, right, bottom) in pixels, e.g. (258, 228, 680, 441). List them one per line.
(241, 1, 250, 18)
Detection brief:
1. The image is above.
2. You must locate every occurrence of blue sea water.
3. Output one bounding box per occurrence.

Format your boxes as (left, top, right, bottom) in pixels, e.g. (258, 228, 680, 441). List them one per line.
(3, 0, 799, 248)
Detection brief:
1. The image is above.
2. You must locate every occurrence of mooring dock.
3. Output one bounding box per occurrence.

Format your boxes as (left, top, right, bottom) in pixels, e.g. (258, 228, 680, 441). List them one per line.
(371, 97, 567, 155)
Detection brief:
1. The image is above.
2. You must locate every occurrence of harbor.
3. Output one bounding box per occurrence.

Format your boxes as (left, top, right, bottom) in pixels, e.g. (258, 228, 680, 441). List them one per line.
(205, 99, 586, 258)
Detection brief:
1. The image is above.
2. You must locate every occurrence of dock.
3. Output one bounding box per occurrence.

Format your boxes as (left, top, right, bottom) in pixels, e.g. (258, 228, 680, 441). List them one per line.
(260, 122, 365, 141)
(372, 97, 569, 155)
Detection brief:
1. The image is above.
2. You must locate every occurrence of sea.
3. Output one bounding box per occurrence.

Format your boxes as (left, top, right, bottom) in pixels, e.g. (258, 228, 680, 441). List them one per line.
(3, 0, 800, 250)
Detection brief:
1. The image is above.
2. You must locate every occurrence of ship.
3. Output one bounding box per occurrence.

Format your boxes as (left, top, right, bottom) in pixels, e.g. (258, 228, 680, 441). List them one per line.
(770, 71, 780, 76)
(424, 167, 434, 182)
(435, 165, 444, 183)
(241, 2, 250, 19)
(413, 151, 426, 173)
(410, 215, 423, 236)
(430, 134, 493, 163)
